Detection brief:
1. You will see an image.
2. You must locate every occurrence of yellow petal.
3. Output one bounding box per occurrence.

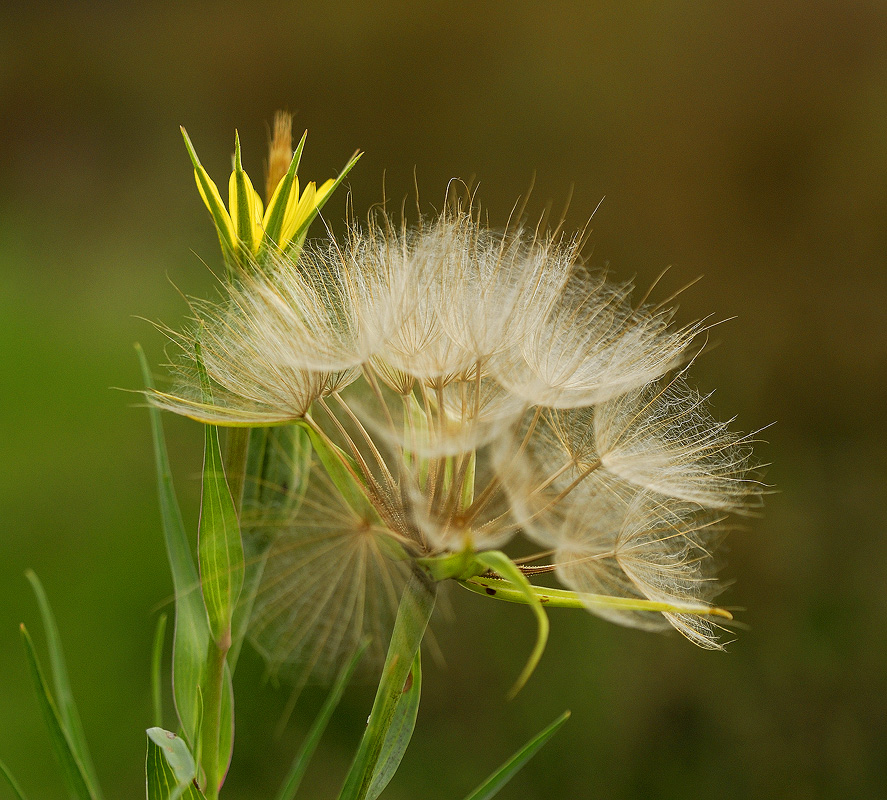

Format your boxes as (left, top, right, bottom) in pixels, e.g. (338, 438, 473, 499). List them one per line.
(262, 174, 299, 229)
(280, 181, 316, 250)
(316, 178, 335, 202)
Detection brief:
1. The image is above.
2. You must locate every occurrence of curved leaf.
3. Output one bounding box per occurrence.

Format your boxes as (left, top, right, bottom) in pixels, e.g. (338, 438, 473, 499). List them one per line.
(338, 573, 436, 800)
(20, 625, 96, 800)
(365, 649, 421, 800)
(473, 551, 549, 698)
(24, 572, 102, 799)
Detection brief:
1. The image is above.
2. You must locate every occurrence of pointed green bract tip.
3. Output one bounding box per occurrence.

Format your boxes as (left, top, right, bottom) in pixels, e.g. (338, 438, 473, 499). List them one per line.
(181, 127, 202, 169)
(234, 130, 243, 171)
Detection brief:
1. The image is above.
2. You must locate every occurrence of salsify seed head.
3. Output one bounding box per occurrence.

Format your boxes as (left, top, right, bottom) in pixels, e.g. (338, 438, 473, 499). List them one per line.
(153, 187, 763, 678)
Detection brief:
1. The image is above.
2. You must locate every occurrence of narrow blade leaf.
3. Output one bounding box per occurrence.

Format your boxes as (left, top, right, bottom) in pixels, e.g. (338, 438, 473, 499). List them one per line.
(461, 711, 571, 800)
(365, 649, 422, 800)
(20, 625, 96, 800)
(137, 344, 211, 748)
(0, 758, 31, 800)
(180, 128, 237, 266)
(459, 576, 733, 618)
(275, 642, 367, 800)
(338, 573, 436, 800)
(24, 571, 102, 799)
(217, 663, 235, 790)
(261, 131, 307, 249)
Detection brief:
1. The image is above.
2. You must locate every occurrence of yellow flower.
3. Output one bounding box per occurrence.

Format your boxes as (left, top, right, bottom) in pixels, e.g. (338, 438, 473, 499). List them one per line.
(180, 126, 357, 265)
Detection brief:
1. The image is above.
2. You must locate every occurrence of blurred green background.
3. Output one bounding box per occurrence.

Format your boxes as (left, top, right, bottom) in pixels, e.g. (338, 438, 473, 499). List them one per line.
(2, 2, 885, 798)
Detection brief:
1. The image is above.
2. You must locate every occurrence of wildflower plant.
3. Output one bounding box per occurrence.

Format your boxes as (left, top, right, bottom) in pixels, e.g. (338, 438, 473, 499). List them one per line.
(1, 112, 762, 800)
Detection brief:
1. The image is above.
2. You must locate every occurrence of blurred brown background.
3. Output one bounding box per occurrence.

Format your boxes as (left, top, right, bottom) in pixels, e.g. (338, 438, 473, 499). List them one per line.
(1, 2, 885, 798)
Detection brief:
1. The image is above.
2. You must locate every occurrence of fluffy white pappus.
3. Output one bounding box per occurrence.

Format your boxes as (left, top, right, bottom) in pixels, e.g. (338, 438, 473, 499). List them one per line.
(149, 306, 345, 425)
(494, 270, 702, 409)
(555, 493, 727, 648)
(435, 215, 574, 364)
(247, 460, 411, 682)
(492, 409, 625, 548)
(233, 246, 390, 373)
(492, 409, 730, 646)
(593, 376, 761, 511)
(365, 215, 478, 381)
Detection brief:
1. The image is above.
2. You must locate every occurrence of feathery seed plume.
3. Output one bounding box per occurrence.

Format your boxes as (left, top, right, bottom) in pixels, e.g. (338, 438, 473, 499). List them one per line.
(152, 131, 762, 686)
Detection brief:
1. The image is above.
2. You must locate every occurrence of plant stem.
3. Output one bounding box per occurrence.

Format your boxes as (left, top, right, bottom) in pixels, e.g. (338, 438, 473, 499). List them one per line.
(201, 633, 230, 800)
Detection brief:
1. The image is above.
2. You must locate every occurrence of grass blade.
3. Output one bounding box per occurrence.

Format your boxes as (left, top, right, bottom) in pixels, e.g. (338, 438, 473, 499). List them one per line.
(365, 649, 422, 800)
(275, 641, 368, 800)
(461, 711, 570, 800)
(0, 758, 30, 800)
(24, 571, 103, 799)
(20, 625, 96, 800)
(151, 614, 168, 729)
(338, 573, 436, 800)
(136, 344, 211, 748)
(146, 729, 206, 800)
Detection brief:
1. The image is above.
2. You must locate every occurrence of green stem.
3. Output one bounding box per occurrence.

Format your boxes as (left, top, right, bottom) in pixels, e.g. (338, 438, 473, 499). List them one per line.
(459, 576, 733, 618)
(201, 634, 230, 799)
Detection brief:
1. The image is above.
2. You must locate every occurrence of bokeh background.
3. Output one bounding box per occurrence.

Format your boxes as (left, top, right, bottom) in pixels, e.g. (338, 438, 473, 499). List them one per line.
(2, 2, 886, 798)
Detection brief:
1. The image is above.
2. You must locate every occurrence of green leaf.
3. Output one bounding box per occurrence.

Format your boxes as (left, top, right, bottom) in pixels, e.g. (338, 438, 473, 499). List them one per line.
(198, 419, 245, 643)
(137, 344, 211, 749)
(151, 614, 168, 729)
(217, 663, 235, 791)
(338, 573, 436, 800)
(461, 711, 570, 800)
(365, 649, 422, 800)
(146, 729, 206, 800)
(195, 344, 245, 644)
(0, 758, 30, 800)
(473, 551, 549, 698)
(275, 642, 367, 800)
(20, 625, 96, 800)
(23, 572, 102, 799)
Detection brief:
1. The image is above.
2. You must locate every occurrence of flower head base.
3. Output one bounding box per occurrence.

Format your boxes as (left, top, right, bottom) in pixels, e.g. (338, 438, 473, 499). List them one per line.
(152, 146, 763, 688)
